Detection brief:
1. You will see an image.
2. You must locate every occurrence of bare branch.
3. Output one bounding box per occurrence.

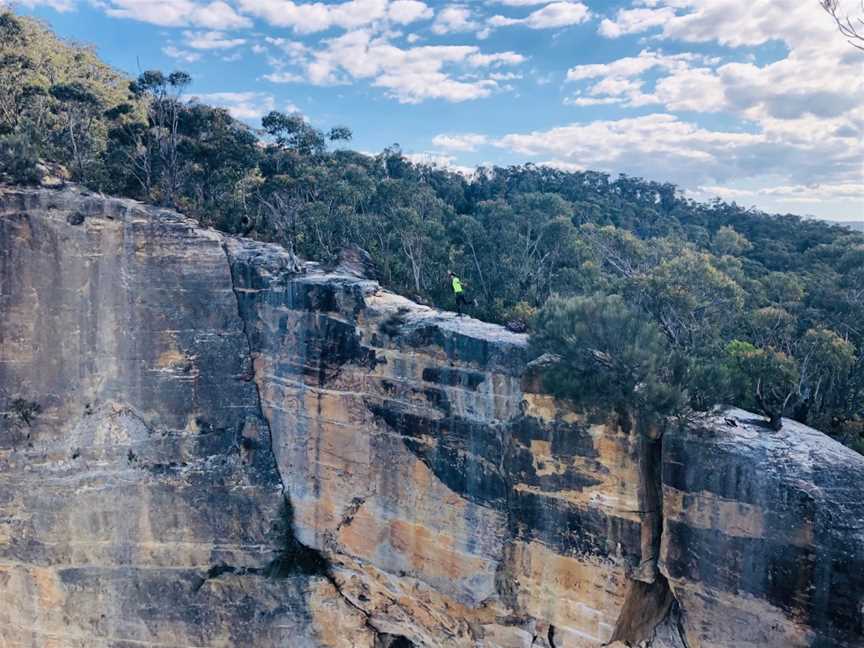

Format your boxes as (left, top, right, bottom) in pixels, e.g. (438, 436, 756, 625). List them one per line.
(821, 0, 864, 50)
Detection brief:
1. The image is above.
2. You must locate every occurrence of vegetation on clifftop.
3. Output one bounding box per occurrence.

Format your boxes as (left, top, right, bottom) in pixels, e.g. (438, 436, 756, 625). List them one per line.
(1, 11, 862, 450)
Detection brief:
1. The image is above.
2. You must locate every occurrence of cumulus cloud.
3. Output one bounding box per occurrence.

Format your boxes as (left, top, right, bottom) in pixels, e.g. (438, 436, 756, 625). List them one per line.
(599, 0, 860, 50)
(490, 0, 555, 5)
(431, 5, 478, 34)
(237, 0, 431, 33)
(694, 183, 864, 208)
(404, 152, 476, 176)
(563, 95, 619, 106)
(491, 112, 862, 196)
(489, 1, 590, 30)
(5, 0, 75, 10)
(163, 45, 202, 62)
(565, 49, 711, 108)
(191, 91, 276, 119)
(183, 30, 246, 49)
(597, 6, 677, 38)
(261, 28, 525, 103)
(261, 71, 304, 83)
(568, 0, 864, 130)
(28, 0, 437, 31)
(432, 133, 489, 151)
(387, 0, 433, 24)
(103, 0, 251, 28)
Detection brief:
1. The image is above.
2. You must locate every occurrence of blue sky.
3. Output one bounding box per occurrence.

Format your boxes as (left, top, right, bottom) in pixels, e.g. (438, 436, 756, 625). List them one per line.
(9, 0, 864, 221)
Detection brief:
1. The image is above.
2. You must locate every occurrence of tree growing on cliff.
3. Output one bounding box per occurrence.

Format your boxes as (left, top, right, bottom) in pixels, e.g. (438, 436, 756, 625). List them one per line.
(531, 294, 689, 433)
(724, 329, 856, 430)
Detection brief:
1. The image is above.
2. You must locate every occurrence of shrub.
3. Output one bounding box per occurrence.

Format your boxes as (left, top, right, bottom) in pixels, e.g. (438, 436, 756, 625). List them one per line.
(531, 294, 689, 432)
(0, 135, 40, 184)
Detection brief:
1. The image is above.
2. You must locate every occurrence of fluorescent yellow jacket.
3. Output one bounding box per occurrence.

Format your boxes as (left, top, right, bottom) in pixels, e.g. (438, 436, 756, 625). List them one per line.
(451, 276, 463, 294)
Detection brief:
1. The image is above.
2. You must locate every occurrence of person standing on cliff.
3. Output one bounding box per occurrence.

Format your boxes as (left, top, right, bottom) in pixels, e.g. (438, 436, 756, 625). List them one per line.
(448, 270, 470, 316)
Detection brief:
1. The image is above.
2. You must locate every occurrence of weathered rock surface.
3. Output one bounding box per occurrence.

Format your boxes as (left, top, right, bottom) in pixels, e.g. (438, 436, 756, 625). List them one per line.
(1, 185, 862, 648)
(661, 410, 864, 648)
(0, 187, 370, 647)
(227, 237, 667, 648)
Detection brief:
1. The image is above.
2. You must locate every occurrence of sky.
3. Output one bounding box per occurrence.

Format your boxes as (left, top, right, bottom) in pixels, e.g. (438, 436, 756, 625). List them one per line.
(6, 0, 864, 221)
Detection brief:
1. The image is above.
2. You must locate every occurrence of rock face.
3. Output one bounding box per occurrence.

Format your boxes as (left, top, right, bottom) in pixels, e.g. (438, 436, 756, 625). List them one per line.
(662, 412, 864, 648)
(0, 187, 369, 647)
(1, 185, 863, 648)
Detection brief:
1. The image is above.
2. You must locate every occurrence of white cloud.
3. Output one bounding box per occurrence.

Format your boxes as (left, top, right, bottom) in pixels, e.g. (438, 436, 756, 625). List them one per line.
(600, 0, 862, 50)
(490, 0, 553, 5)
(192, 91, 276, 119)
(695, 182, 864, 207)
(653, 65, 726, 112)
(237, 0, 370, 32)
(262, 71, 304, 82)
(163, 45, 202, 62)
(489, 71, 523, 81)
(563, 95, 619, 106)
(431, 5, 478, 34)
(598, 6, 676, 38)
(565, 49, 707, 107)
(102, 0, 251, 28)
(489, 1, 590, 30)
(264, 28, 526, 103)
(404, 152, 476, 176)
(566, 49, 698, 82)
(570, 1, 864, 125)
(387, 0, 432, 24)
(183, 30, 245, 49)
(492, 113, 861, 196)
(264, 37, 310, 61)
(6, 0, 75, 10)
(539, 159, 585, 172)
(467, 52, 526, 67)
(236, 0, 429, 33)
(432, 133, 488, 151)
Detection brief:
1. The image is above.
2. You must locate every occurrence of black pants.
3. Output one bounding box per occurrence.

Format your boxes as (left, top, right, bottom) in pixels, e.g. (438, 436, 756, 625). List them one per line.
(455, 293, 469, 315)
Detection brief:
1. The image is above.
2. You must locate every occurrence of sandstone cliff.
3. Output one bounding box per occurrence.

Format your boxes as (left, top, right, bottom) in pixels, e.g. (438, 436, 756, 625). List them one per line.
(1, 186, 862, 648)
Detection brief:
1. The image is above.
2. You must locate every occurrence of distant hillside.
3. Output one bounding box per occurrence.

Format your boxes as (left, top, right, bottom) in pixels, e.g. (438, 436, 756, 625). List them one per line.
(828, 220, 864, 232)
(1, 8, 863, 451)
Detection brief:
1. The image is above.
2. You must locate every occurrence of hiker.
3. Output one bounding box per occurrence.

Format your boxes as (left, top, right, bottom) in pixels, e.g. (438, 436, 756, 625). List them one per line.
(448, 270, 470, 316)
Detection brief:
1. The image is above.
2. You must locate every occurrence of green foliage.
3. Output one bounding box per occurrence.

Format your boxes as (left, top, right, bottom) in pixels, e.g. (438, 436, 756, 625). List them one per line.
(0, 12, 128, 180)
(712, 225, 752, 256)
(0, 134, 40, 184)
(3, 9, 864, 450)
(262, 110, 326, 154)
(725, 340, 800, 429)
(532, 294, 688, 431)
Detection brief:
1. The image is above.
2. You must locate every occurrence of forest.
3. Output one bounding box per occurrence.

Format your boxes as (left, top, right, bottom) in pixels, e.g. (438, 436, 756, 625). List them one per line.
(1, 11, 862, 451)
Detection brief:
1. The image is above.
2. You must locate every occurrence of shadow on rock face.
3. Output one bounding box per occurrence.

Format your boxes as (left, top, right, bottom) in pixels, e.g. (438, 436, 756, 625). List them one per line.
(375, 634, 416, 648)
(266, 497, 331, 579)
